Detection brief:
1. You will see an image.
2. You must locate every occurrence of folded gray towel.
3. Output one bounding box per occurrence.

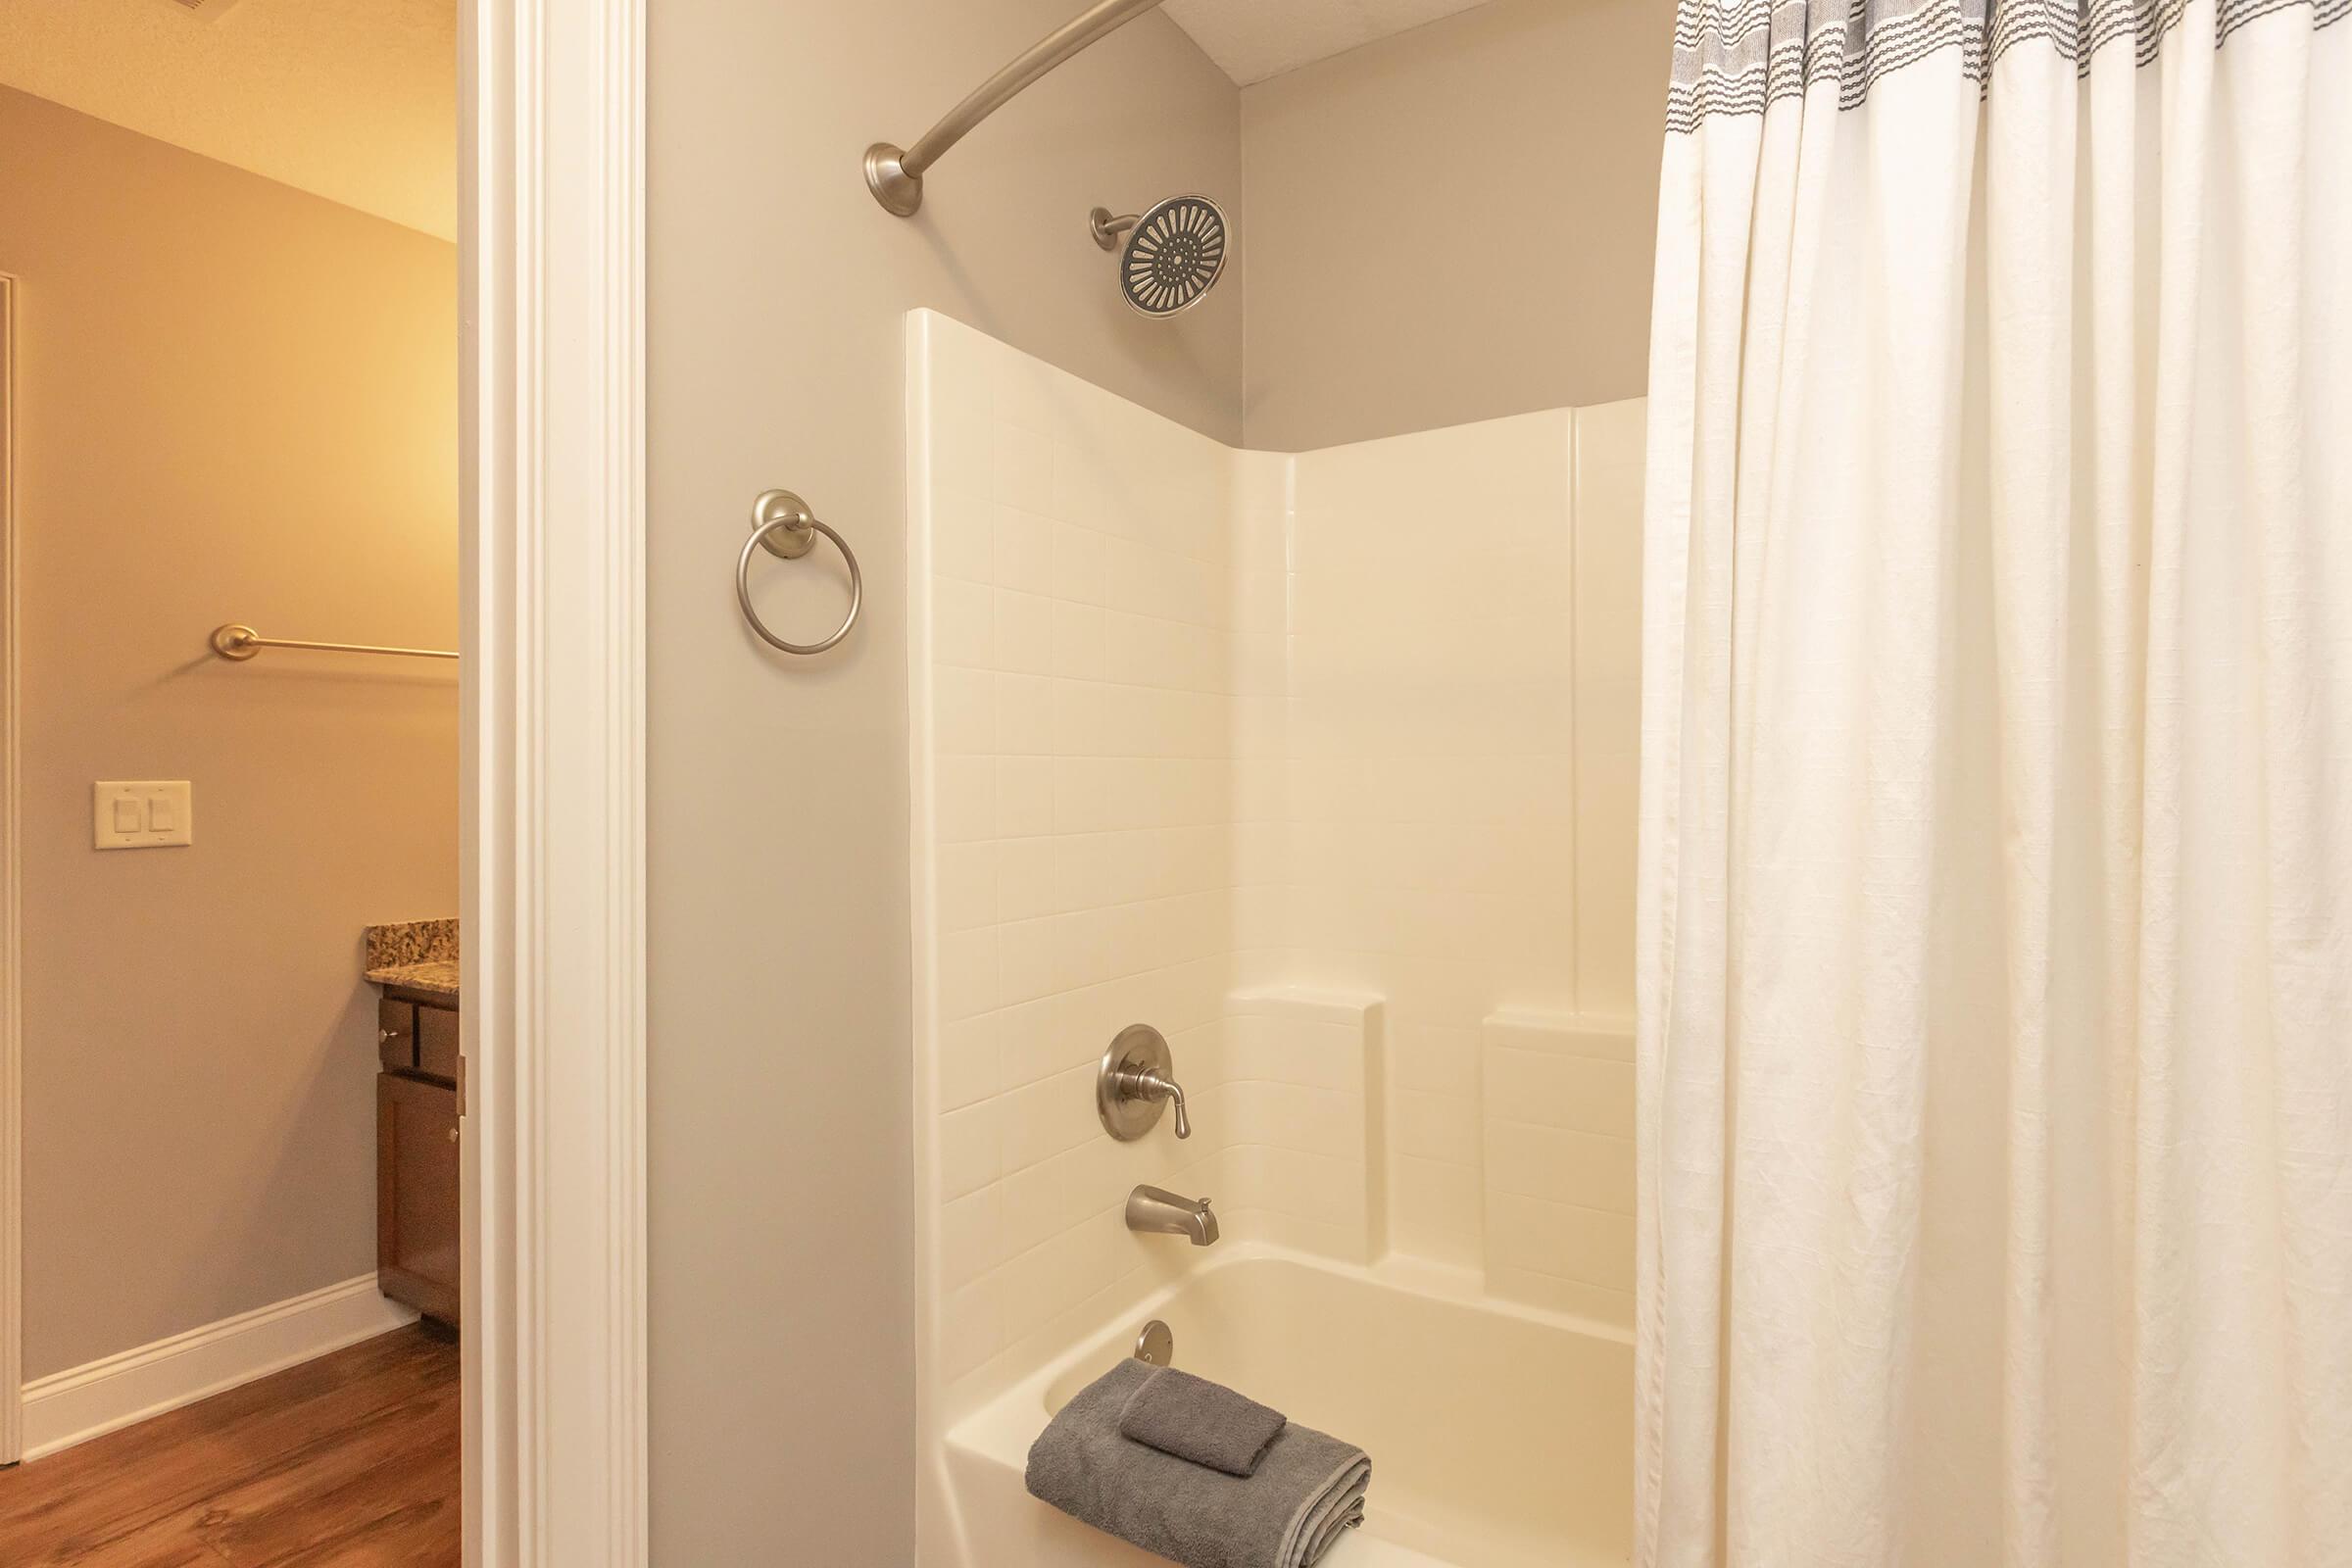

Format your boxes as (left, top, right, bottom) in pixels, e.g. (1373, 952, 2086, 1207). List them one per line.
(1120, 1366, 1289, 1477)
(1027, 1359, 1370, 1568)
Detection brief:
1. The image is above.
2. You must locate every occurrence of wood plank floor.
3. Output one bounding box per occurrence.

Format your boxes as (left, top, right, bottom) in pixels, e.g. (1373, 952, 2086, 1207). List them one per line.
(0, 1325, 460, 1567)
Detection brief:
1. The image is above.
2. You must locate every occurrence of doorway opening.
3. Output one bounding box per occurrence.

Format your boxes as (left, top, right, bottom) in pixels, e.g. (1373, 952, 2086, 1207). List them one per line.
(0, 15, 466, 1554)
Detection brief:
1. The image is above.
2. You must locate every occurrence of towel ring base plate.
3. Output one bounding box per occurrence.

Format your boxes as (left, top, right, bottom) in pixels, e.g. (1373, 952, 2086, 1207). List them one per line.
(754, 488, 819, 559)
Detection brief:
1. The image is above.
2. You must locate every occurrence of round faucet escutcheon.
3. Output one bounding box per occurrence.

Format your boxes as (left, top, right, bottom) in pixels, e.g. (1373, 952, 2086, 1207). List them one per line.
(1096, 1024, 1192, 1142)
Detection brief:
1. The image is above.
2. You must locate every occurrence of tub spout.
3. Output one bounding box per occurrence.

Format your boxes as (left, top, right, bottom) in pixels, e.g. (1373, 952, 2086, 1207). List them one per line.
(1127, 1185, 1219, 1246)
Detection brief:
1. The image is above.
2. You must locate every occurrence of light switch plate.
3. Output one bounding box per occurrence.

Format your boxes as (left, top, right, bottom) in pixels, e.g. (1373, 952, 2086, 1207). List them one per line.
(94, 781, 193, 850)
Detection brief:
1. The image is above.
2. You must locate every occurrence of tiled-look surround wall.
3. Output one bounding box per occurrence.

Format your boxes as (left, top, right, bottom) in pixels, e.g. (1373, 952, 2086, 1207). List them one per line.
(1469, 400, 1647, 1324)
(912, 313, 1648, 1434)
(1232, 414, 1577, 1271)
(1567, 398, 1647, 1014)
(1482, 1015, 1639, 1323)
(910, 309, 1236, 1408)
(1231, 406, 1646, 1307)
(1215, 987, 1379, 1262)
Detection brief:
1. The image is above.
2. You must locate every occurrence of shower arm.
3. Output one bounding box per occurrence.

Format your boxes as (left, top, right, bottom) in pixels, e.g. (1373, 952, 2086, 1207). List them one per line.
(865, 0, 1167, 217)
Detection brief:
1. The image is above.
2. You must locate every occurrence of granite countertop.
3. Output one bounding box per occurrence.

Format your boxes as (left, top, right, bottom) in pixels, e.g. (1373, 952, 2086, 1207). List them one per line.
(365, 918, 461, 1002)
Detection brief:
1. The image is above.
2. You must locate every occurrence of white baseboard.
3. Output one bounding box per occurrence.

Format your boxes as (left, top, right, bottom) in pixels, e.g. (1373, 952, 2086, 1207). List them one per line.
(19, 1274, 419, 1461)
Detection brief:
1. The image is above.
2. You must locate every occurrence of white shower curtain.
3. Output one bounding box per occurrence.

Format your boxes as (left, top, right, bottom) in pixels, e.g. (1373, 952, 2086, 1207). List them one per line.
(1636, 0, 2351, 1562)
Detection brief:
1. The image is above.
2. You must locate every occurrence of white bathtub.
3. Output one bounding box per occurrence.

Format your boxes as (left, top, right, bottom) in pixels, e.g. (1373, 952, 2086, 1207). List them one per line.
(939, 1247, 1634, 1567)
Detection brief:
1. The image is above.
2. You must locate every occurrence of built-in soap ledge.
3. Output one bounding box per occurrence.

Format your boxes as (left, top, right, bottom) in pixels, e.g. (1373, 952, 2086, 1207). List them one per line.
(1479, 1009, 1636, 1330)
(1218, 987, 1384, 1264)
(1481, 1008, 1633, 1059)
(364, 917, 461, 1001)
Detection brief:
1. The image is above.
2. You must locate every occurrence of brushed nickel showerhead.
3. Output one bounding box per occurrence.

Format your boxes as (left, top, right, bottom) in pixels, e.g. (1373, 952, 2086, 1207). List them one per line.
(1090, 195, 1229, 318)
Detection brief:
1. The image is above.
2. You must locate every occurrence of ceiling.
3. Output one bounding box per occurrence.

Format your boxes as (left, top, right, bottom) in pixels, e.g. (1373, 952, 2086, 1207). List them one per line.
(0, 0, 457, 241)
(1163, 0, 1504, 85)
(0, 0, 1494, 234)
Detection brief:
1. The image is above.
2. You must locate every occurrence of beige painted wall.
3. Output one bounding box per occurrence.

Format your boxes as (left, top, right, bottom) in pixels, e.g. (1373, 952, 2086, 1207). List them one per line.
(1238, 0, 1675, 451)
(0, 86, 459, 1378)
(645, 3, 1241, 1559)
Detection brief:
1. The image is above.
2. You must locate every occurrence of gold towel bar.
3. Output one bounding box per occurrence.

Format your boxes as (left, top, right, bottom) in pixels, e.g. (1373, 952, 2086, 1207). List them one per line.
(210, 624, 459, 662)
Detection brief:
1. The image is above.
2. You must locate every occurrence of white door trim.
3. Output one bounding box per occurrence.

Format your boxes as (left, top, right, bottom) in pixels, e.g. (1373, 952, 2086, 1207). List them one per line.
(0, 272, 23, 1470)
(462, 2, 649, 1564)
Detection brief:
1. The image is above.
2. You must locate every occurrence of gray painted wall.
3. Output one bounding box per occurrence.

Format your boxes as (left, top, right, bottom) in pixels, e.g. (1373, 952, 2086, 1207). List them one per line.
(1240, 0, 1673, 451)
(645, 3, 1243, 1557)
(2, 85, 459, 1380)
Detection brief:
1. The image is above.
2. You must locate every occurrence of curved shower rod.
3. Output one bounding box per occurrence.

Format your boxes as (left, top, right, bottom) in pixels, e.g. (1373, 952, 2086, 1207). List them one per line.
(865, 0, 1167, 217)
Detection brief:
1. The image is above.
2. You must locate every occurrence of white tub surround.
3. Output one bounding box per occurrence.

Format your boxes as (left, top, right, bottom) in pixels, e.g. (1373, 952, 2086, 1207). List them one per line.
(1230, 401, 1643, 1293)
(907, 310, 1643, 1565)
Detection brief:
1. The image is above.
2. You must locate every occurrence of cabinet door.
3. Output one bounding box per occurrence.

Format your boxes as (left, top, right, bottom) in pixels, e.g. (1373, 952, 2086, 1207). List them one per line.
(377, 998, 417, 1072)
(377, 1073, 461, 1325)
(416, 1003, 461, 1082)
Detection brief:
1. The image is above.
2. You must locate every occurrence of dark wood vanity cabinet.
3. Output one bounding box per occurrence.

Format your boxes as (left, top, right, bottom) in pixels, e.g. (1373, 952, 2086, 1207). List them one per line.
(376, 995, 461, 1327)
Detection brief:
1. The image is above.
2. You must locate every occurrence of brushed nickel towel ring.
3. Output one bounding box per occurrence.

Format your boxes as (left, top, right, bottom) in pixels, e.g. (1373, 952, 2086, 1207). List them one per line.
(737, 488, 861, 656)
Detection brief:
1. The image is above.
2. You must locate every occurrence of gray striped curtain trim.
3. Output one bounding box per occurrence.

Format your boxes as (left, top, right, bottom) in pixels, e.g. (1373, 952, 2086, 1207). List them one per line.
(1667, 0, 2348, 129)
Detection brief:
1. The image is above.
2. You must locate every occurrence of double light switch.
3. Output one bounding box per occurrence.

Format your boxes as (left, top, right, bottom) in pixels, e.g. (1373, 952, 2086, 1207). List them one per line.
(94, 781, 193, 850)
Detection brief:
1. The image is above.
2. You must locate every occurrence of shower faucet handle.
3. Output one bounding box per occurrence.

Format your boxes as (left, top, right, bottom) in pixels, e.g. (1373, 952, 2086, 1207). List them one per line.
(1097, 1025, 1193, 1142)
(1125, 1067, 1191, 1140)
